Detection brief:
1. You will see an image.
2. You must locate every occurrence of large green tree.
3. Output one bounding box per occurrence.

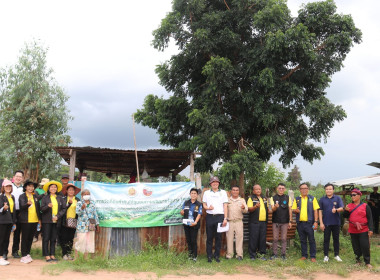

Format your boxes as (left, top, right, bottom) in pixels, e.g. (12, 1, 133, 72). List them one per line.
(0, 40, 72, 181)
(136, 0, 361, 193)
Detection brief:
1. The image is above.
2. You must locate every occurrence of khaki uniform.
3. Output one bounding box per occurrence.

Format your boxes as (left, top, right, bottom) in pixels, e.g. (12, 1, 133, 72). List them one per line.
(226, 196, 248, 259)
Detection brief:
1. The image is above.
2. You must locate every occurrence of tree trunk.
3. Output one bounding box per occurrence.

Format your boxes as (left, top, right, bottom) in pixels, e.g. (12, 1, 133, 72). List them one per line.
(239, 171, 245, 198)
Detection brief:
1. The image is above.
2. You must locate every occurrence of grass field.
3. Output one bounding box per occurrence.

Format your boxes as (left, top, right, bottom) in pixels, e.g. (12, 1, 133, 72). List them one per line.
(43, 231, 380, 278)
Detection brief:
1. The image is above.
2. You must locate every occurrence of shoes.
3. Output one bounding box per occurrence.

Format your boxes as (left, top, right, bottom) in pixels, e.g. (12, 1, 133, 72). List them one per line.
(281, 255, 286, 260)
(323, 256, 329, 263)
(208, 257, 212, 263)
(299, 257, 307, 261)
(260, 257, 267, 261)
(192, 258, 197, 262)
(51, 258, 58, 262)
(311, 258, 316, 263)
(250, 257, 256, 260)
(20, 256, 31, 264)
(46, 258, 53, 263)
(334, 256, 342, 262)
(63, 255, 69, 260)
(237, 256, 243, 261)
(12, 252, 20, 258)
(270, 255, 278, 260)
(0, 258, 9, 266)
(27, 254, 33, 262)
(366, 264, 373, 269)
(2, 254, 7, 260)
(215, 257, 220, 263)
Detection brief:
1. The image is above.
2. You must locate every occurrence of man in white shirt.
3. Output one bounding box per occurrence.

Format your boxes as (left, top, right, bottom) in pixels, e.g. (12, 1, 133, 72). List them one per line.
(202, 176, 228, 263)
(9, 170, 24, 259)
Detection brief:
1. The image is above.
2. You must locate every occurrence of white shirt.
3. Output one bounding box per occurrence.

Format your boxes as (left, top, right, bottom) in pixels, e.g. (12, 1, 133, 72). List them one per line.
(202, 189, 228, 214)
(11, 183, 24, 210)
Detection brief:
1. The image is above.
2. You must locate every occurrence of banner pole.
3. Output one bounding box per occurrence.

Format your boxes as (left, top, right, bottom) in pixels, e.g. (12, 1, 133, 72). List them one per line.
(132, 114, 140, 183)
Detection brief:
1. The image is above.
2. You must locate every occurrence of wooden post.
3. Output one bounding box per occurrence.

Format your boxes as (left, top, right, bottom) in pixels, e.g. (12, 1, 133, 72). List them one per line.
(132, 114, 140, 183)
(195, 173, 201, 188)
(69, 149, 76, 181)
(190, 153, 195, 182)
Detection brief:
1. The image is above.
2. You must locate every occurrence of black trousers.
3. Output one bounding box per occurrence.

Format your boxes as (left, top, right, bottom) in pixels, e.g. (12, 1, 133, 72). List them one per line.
(42, 223, 57, 256)
(350, 232, 371, 264)
(206, 214, 224, 258)
(323, 225, 340, 257)
(20, 223, 37, 257)
(370, 207, 379, 234)
(58, 226, 76, 256)
(248, 221, 267, 258)
(0, 224, 12, 255)
(297, 222, 316, 258)
(11, 210, 21, 254)
(183, 225, 199, 258)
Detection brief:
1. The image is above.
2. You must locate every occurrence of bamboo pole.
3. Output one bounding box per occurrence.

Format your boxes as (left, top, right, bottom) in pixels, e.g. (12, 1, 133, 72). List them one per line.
(132, 114, 140, 183)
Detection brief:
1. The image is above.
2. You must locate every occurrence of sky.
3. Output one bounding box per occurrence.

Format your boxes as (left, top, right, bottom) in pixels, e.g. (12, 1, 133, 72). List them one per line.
(0, 0, 379, 185)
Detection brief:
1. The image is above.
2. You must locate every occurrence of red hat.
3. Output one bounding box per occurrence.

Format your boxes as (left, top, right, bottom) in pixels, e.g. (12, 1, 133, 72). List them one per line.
(351, 189, 362, 196)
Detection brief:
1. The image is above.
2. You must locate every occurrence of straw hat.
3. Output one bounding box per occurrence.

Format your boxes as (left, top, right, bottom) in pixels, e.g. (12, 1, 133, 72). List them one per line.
(39, 178, 50, 186)
(43, 180, 63, 193)
(62, 183, 81, 196)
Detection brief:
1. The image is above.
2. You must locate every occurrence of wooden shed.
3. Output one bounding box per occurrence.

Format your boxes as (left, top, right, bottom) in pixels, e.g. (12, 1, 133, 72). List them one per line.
(54, 146, 296, 257)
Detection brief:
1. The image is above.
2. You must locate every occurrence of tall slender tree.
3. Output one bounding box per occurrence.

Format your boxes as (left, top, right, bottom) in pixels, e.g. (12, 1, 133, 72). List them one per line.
(0, 40, 72, 180)
(136, 0, 361, 193)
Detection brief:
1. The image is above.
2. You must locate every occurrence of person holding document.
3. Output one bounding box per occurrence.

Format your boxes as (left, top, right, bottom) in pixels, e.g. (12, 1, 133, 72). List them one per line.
(202, 176, 228, 263)
(180, 188, 202, 261)
(226, 185, 248, 260)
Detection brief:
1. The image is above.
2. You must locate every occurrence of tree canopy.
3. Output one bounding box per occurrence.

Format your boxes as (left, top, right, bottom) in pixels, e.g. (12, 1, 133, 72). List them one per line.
(136, 0, 361, 183)
(0, 40, 72, 180)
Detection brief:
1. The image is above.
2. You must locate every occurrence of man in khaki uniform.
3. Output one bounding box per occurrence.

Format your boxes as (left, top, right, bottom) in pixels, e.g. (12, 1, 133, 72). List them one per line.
(226, 186, 248, 260)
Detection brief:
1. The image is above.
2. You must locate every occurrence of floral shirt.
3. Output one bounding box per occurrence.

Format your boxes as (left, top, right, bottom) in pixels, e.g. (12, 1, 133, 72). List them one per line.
(75, 200, 99, 233)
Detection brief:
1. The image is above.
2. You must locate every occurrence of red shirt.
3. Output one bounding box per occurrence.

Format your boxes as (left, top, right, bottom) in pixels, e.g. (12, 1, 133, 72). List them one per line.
(347, 203, 369, 234)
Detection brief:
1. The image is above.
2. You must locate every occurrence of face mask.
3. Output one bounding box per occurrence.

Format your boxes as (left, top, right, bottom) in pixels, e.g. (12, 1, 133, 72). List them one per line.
(83, 195, 91, 201)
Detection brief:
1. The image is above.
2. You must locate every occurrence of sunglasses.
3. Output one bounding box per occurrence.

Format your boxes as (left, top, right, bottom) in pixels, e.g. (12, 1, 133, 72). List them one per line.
(350, 194, 358, 197)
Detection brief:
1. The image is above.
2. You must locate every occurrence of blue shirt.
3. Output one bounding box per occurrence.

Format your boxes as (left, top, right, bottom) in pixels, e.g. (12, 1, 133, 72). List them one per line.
(319, 195, 343, 226)
(182, 200, 203, 221)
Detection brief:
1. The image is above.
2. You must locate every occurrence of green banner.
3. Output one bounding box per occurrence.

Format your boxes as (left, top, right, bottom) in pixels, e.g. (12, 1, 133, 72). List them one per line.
(85, 181, 195, 228)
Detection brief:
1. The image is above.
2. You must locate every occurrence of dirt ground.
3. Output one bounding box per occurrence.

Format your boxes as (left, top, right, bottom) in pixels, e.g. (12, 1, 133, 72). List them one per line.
(1, 237, 378, 280)
(0, 259, 379, 280)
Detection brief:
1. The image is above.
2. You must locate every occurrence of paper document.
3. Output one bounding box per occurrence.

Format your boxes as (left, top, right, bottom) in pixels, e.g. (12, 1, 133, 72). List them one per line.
(217, 222, 229, 232)
(182, 219, 194, 225)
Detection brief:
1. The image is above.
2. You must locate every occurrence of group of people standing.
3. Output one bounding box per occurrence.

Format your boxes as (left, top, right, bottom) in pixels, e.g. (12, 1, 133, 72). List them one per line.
(181, 177, 375, 268)
(0, 171, 100, 266)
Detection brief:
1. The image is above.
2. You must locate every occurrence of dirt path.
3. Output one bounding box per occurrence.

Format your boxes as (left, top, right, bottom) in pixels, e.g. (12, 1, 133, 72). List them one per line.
(1, 258, 379, 280)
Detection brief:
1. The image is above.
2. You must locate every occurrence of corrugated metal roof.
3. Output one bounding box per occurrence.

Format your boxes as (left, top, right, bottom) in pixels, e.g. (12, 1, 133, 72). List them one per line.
(331, 173, 380, 187)
(54, 146, 193, 177)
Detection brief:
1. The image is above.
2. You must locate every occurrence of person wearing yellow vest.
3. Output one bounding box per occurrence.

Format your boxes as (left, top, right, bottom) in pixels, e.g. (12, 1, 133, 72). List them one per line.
(59, 184, 81, 260)
(41, 181, 66, 262)
(18, 180, 41, 264)
(0, 179, 17, 265)
(247, 184, 269, 260)
(292, 183, 320, 262)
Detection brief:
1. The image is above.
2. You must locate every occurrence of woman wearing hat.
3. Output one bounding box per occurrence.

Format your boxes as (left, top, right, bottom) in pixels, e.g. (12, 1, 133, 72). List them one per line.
(40, 181, 66, 262)
(343, 189, 374, 268)
(0, 179, 17, 265)
(18, 180, 41, 264)
(59, 184, 80, 260)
